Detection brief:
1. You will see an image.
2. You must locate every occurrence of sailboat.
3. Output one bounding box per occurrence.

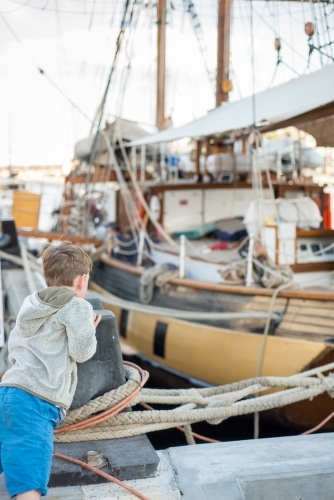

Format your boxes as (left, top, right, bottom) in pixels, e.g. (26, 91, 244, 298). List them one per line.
(5, 0, 334, 430)
(88, 62, 334, 430)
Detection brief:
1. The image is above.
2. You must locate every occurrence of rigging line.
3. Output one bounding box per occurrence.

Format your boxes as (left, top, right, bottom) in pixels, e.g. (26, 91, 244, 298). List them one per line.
(265, 0, 277, 36)
(138, 2, 155, 123)
(85, 0, 132, 192)
(90, 0, 131, 135)
(0, 0, 32, 13)
(184, 0, 216, 93)
(76, 0, 98, 97)
(99, 0, 107, 22)
(317, 0, 327, 46)
(301, 0, 306, 25)
(15, 0, 129, 5)
(322, 2, 333, 58)
(250, 0, 256, 126)
(310, 0, 324, 66)
(277, 0, 301, 25)
(253, 5, 317, 69)
(148, 0, 154, 124)
(288, 0, 296, 71)
(89, 0, 120, 120)
(115, 0, 141, 119)
(88, 0, 97, 29)
(237, 0, 250, 40)
(268, 59, 280, 89)
(54, 0, 69, 80)
(229, 2, 242, 100)
(308, 43, 334, 61)
(170, 0, 186, 116)
(0, 12, 93, 124)
(2, 0, 128, 15)
(279, 58, 302, 77)
(251, 0, 269, 91)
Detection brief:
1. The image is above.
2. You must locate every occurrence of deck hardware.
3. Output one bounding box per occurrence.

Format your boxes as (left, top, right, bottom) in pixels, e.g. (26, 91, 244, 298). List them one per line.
(83, 450, 108, 469)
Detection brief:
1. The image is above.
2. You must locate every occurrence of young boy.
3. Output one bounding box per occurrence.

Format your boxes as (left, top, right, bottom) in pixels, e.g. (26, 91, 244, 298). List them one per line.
(0, 242, 101, 500)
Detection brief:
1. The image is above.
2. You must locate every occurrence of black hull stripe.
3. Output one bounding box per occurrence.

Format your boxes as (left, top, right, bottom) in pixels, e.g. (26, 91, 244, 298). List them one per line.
(154, 321, 168, 358)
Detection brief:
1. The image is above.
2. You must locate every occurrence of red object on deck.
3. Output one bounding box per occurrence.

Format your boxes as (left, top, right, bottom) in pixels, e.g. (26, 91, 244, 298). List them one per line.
(209, 241, 229, 251)
(323, 193, 332, 229)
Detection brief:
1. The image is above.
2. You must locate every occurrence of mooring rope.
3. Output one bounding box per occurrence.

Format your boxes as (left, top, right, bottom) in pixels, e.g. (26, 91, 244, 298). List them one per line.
(54, 361, 334, 443)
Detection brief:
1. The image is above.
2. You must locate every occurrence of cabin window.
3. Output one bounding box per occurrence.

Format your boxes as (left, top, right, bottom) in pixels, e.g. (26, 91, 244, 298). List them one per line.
(324, 244, 334, 254)
(299, 244, 307, 251)
(311, 244, 320, 253)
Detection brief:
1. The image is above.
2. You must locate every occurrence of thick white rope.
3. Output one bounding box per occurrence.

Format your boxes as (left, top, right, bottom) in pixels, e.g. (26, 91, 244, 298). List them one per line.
(91, 286, 282, 322)
(55, 362, 334, 443)
(254, 280, 295, 439)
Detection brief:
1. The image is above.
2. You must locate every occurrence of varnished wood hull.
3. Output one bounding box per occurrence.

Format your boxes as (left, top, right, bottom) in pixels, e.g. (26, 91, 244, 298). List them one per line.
(91, 256, 334, 430)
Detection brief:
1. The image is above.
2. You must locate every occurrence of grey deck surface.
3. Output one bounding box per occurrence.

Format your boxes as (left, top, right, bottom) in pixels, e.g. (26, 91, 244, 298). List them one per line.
(168, 432, 334, 500)
(1, 433, 334, 499)
(0, 450, 180, 500)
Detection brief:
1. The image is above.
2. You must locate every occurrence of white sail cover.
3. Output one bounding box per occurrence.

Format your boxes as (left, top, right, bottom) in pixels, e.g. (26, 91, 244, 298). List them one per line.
(129, 65, 334, 147)
(243, 197, 322, 236)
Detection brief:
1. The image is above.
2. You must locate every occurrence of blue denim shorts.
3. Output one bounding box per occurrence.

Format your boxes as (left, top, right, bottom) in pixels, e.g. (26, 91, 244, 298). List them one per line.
(0, 387, 62, 498)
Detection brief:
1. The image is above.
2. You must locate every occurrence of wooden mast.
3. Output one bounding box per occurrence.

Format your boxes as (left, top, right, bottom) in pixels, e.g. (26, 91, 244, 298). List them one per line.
(216, 0, 232, 107)
(156, 0, 166, 130)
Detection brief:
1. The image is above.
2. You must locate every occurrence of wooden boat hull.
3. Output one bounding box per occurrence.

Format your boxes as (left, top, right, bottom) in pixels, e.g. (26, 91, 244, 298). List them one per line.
(91, 256, 334, 430)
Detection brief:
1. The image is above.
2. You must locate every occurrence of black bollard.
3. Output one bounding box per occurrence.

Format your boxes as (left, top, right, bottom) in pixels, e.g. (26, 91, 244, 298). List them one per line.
(71, 308, 126, 409)
(84, 293, 104, 311)
(50, 293, 160, 487)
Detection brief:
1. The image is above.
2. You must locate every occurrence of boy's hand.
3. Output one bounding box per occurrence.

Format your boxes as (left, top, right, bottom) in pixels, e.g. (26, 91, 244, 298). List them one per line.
(93, 313, 102, 328)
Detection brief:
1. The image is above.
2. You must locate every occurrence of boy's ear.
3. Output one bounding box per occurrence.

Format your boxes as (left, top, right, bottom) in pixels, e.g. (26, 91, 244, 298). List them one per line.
(78, 274, 89, 289)
(73, 274, 83, 290)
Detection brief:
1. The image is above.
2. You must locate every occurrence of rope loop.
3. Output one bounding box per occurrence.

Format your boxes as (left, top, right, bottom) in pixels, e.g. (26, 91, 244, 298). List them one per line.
(54, 362, 334, 443)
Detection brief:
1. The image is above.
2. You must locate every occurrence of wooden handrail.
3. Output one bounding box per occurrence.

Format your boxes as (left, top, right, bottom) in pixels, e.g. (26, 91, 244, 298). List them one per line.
(17, 229, 103, 247)
(100, 253, 334, 301)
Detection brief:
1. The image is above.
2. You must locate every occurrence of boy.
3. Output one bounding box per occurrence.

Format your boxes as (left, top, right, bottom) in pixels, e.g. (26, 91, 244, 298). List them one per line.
(0, 242, 101, 500)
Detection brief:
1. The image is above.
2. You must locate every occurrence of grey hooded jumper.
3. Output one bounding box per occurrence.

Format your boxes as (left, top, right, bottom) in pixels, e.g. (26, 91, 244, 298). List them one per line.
(0, 287, 97, 409)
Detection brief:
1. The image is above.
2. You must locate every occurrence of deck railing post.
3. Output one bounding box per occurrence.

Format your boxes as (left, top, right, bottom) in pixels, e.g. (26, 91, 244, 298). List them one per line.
(179, 234, 186, 279)
(160, 142, 166, 180)
(131, 146, 136, 172)
(140, 145, 146, 181)
(137, 229, 145, 266)
(246, 233, 254, 287)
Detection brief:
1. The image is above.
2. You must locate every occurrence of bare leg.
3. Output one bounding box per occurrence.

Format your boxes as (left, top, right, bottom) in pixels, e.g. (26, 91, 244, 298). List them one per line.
(17, 491, 41, 500)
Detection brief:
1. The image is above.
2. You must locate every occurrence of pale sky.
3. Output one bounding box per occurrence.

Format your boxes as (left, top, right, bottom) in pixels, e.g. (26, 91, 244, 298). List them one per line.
(0, 0, 331, 166)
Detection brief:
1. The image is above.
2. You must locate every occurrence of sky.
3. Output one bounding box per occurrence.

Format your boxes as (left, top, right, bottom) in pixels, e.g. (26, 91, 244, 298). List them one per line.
(0, 0, 332, 166)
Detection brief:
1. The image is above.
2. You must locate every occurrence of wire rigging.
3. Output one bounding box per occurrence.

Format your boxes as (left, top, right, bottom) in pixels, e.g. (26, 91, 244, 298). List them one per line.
(115, 0, 142, 119)
(0, 11, 93, 123)
(253, 4, 317, 70)
(183, 0, 216, 94)
(0, 0, 32, 14)
(90, 0, 131, 135)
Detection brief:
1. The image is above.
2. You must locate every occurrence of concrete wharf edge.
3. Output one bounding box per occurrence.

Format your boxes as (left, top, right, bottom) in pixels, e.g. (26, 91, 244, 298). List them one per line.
(1, 433, 334, 499)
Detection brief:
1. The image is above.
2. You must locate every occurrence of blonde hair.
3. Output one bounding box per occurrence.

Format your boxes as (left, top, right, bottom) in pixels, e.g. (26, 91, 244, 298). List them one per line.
(42, 242, 92, 287)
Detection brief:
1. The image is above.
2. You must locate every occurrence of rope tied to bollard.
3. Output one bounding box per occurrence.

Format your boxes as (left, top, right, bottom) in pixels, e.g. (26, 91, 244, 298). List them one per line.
(55, 362, 334, 444)
(54, 361, 334, 498)
(54, 361, 150, 500)
(55, 361, 149, 434)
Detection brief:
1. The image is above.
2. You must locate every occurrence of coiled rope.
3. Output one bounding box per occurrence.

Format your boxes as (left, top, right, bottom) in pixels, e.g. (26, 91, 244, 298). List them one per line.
(54, 361, 334, 444)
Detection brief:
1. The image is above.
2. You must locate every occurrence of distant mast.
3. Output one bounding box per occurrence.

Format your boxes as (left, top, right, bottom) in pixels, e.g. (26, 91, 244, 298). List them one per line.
(216, 0, 232, 107)
(156, 0, 166, 130)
